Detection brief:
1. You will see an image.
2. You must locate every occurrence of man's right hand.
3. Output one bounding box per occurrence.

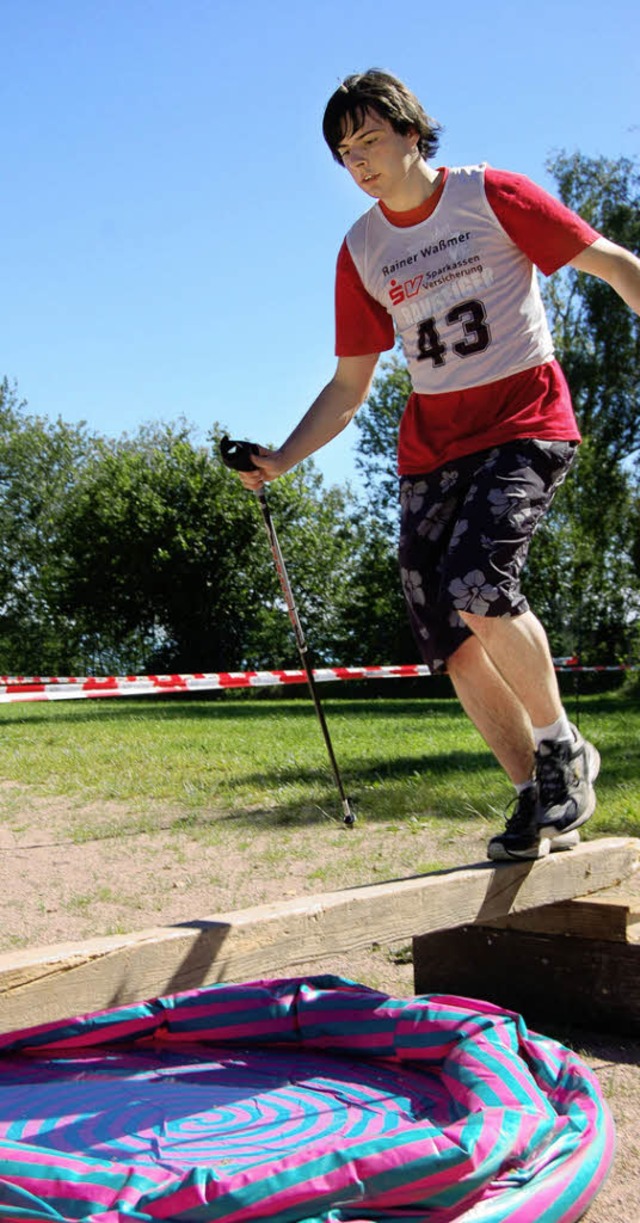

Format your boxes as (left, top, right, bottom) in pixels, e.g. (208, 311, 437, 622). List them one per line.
(237, 446, 289, 491)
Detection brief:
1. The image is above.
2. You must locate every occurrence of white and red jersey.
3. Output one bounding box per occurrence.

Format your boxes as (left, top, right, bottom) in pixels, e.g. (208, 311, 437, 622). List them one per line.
(336, 165, 600, 473)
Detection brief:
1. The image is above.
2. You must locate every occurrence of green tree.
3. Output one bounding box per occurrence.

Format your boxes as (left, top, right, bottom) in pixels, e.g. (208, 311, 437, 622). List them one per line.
(330, 509, 419, 665)
(346, 353, 420, 664)
(243, 466, 364, 668)
(543, 151, 640, 459)
(53, 421, 264, 672)
(0, 378, 97, 672)
(354, 353, 411, 524)
(0, 382, 380, 676)
(53, 420, 363, 674)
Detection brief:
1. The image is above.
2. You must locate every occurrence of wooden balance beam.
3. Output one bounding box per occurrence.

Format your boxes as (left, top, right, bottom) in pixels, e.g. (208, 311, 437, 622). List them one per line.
(0, 836, 638, 1034)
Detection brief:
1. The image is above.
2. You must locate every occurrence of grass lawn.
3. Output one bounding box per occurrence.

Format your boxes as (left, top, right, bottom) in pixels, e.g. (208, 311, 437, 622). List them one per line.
(0, 681, 638, 840)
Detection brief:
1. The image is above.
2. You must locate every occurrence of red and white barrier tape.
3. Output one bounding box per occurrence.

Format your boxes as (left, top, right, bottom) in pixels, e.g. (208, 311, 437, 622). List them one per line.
(0, 664, 430, 703)
(0, 660, 635, 704)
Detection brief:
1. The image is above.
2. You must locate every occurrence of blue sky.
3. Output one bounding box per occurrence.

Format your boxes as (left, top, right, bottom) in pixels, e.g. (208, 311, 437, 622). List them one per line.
(1, 0, 638, 490)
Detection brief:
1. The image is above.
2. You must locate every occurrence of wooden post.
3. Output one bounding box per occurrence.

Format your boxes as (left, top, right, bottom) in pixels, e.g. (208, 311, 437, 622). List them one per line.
(413, 888, 640, 1035)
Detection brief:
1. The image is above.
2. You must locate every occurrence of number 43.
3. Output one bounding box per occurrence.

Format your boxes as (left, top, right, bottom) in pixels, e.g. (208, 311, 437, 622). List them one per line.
(417, 298, 491, 367)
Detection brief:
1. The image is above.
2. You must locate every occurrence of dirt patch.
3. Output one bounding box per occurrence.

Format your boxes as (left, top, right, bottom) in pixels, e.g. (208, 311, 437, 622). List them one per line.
(0, 780, 492, 952)
(1, 780, 638, 1221)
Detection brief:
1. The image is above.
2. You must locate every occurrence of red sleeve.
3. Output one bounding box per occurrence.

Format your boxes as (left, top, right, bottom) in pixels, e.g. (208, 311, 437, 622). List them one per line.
(335, 239, 395, 356)
(484, 168, 601, 276)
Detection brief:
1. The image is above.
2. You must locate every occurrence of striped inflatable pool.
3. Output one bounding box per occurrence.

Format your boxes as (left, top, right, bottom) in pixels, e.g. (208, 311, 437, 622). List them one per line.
(0, 976, 614, 1222)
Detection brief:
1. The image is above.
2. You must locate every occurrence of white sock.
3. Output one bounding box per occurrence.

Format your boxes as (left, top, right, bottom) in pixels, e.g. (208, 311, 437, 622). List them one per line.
(515, 780, 535, 795)
(532, 714, 572, 748)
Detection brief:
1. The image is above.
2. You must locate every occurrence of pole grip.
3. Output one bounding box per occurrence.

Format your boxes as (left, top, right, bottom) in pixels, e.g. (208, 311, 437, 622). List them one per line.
(219, 436, 261, 473)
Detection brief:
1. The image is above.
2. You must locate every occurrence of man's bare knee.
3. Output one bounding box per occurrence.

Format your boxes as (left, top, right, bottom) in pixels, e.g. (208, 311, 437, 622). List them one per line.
(445, 633, 484, 679)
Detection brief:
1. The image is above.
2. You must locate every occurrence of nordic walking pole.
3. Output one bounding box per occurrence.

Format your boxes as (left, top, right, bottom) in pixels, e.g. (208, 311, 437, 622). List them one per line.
(220, 435, 355, 826)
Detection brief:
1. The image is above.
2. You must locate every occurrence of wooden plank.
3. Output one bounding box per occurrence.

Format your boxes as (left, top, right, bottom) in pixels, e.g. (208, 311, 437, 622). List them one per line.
(478, 892, 640, 943)
(0, 836, 637, 1034)
(413, 924, 640, 1035)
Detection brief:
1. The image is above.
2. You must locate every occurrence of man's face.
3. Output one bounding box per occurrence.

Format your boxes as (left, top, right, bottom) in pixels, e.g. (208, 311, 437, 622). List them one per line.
(336, 109, 420, 201)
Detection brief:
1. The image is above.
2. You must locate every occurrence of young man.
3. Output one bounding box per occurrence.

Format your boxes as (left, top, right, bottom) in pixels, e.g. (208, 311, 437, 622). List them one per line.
(236, 69, 640, 860)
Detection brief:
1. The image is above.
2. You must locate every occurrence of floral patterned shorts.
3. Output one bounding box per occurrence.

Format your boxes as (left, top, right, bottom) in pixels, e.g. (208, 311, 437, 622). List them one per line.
(398, 439, 577, 673)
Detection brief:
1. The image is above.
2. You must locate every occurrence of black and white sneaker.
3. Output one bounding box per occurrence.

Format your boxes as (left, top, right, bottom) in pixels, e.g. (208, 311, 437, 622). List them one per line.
(487, 786, 551, 861)
(536, 724, 600, 849)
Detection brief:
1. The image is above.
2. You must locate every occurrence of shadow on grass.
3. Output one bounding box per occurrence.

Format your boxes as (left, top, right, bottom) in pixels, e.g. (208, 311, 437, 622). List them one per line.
(0, 744, 502, 849)
(0, 683, 636, 729)
(0, 696, 469, 729)
(171, 767, 505, 835)
(222, 747, 494, 791)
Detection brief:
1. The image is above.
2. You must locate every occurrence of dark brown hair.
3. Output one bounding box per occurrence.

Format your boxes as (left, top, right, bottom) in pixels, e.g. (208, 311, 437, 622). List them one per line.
(323, 69, 442, 165)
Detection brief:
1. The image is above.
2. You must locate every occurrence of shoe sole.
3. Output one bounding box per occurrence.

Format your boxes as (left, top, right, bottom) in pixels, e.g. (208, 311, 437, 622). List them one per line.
(487, 836, 551, 862)
(547, 828, 581, 851)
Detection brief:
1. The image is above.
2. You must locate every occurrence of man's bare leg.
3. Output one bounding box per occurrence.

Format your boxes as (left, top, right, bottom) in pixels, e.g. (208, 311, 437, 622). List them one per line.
(457, 608, 564, 729)
(447, 608, 598, 859)
(446, 617, 552, 860)
(446, 633, 535, 785)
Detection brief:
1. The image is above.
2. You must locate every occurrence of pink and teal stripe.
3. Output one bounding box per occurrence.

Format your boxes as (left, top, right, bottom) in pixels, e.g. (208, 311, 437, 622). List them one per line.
(0, 976, 614, 1222)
